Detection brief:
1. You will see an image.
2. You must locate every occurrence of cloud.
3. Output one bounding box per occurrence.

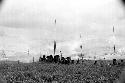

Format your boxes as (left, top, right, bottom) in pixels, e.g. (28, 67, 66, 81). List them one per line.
(0, 0, 115, 29)
(0, 0, 125, 62)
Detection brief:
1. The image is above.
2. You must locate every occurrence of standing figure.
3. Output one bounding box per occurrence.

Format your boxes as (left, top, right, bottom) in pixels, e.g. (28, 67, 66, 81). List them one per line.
(113, 59, 117, 65)
(76, 58, 79, 64)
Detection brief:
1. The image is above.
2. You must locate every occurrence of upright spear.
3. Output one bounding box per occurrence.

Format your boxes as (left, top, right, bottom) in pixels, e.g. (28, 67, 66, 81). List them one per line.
(54, 19, 56, 56)
(113, 26, 116, 53)
(80, 34, 83, 60)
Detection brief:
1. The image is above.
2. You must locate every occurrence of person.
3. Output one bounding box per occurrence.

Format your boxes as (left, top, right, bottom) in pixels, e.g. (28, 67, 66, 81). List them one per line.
(113, 59, 117, 65)
(76, 58, 79, 64)
(94, 60, 97, 65)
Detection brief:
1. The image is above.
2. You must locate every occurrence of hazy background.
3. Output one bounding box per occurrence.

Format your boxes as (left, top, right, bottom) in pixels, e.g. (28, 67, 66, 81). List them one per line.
(0, 0, 125, 62)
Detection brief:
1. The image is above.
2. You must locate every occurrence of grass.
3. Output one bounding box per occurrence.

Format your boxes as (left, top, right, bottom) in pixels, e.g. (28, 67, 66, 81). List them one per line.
(0, 60, 124, 83)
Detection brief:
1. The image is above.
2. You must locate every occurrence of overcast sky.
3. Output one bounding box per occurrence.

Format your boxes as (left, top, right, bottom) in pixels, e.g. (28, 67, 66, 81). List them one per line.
(0, 0, 125, 62)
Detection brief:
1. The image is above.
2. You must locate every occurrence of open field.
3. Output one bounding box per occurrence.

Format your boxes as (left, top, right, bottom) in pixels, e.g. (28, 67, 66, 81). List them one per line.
(0, 60, 124, 83)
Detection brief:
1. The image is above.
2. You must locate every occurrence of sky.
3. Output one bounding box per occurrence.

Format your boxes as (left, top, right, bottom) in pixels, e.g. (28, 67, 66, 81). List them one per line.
(0, 0, 125, 62)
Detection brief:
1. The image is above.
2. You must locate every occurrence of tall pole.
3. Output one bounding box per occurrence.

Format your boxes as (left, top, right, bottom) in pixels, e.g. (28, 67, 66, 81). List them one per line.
(54, 19, 56, 56)
(80, 34, 83, 60)
(113, 26, 116, 53)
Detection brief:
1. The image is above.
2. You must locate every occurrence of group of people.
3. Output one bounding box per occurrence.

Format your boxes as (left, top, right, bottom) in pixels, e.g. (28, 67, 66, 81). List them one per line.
(39, 55, 75, 64)
(38, 54, 125, 67)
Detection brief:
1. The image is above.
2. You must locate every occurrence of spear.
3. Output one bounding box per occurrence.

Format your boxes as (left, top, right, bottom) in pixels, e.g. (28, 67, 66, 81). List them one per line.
(80, 34, 83, 60)
(113, 26, 116, 53)
(54, 19, 56, 56)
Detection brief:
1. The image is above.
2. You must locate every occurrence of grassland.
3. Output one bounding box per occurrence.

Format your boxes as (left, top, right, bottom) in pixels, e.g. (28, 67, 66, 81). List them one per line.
(0, 60, 124, 83)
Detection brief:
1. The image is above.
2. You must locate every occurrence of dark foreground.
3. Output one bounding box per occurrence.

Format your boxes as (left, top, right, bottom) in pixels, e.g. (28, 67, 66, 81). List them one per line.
(0, 60, 124, 83)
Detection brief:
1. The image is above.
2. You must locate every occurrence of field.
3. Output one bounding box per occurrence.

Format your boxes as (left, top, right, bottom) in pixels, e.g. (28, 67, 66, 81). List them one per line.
(0, 60, 124, 83)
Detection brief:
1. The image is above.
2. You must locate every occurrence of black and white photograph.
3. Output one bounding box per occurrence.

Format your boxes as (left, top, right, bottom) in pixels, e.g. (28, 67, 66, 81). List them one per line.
(0, 0, 125, 83)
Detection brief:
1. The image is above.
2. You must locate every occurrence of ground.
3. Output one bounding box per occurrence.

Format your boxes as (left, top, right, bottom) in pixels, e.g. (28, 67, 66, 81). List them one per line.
(0, 60, 124, 83)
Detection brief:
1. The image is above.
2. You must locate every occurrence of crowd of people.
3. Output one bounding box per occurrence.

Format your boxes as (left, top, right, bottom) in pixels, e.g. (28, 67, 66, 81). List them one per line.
(39, 55, 74, 64)
(38, 54, 125, 67)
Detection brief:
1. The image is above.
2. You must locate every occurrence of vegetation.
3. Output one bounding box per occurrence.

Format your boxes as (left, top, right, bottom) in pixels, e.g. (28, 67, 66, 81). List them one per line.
(0, 60, 124, 83)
